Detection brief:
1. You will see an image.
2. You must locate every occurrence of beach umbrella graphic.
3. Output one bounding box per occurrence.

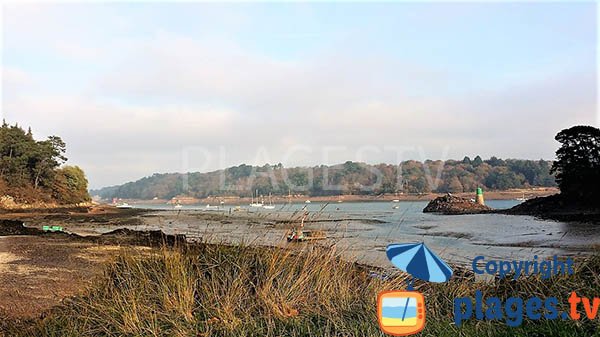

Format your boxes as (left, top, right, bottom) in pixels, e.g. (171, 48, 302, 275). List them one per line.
(386, 242, 453, 285)
(378, 243, 452, 335)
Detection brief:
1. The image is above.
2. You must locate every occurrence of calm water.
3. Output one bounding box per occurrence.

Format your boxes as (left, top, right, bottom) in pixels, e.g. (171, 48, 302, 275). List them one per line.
(128, 200, 599, 266)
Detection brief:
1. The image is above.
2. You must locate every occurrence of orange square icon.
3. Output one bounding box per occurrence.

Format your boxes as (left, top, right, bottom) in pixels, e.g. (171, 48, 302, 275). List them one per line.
(377, 290, 426, 336)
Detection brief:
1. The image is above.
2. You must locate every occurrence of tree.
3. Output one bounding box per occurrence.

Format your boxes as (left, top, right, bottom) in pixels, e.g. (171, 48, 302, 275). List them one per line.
(472, 155, 483, 167)
(52, 166, 91, 204)
(0, 122, 87, 204)
(448, 176, 464, 193)
(462, 156, 471, 164)
(550, 125, 600, 201)
(485, 156, 505, 167)
(91, 159, 558, 199)
(30, 136, 66, 189)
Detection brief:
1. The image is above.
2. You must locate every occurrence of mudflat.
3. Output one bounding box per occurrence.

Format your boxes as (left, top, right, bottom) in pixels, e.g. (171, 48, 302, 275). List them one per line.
(0, 235, 130, 318)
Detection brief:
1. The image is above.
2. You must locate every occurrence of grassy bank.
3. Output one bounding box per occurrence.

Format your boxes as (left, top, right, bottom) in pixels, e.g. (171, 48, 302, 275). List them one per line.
(2, 243, 599, 337)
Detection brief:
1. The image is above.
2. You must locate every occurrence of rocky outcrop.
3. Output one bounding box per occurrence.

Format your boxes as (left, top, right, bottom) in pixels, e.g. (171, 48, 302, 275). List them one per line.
(423, 194, 492, 215)
(503, 194, 600, 223)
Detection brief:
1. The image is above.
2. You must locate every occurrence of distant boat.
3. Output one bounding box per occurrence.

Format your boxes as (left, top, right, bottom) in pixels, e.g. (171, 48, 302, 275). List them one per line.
(205, 204, 219, 210)
(515, 193, 527, 202)
(392, 199, 400, 203)
(174, 204, 183, 209)
(305, 200, 311, 204)
(250, 189, 264, 207)
(116, 203, 132, 209)
(263, 193, 275, 209)
(392, 205, 400, 209)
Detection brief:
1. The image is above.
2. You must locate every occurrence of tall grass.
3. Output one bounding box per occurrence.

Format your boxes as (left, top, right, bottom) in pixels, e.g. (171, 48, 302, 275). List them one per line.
(2, 243, 600, 337)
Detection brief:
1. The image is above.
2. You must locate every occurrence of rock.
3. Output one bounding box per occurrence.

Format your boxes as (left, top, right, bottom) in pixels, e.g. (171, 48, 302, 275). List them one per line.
(0, 220, 41, 236)
(423, 194, 492, 215)
(503, 194, 600, 223)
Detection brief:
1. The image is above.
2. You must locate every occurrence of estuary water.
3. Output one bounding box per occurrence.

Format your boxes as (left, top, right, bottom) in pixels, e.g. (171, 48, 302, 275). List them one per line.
(127, 200, 599, 267)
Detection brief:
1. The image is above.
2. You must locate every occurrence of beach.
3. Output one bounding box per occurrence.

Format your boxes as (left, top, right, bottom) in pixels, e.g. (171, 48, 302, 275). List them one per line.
(0, 202, 598, 335)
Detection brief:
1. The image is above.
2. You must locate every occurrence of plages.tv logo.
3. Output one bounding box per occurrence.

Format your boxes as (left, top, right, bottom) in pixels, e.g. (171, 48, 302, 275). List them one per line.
(378, 242, 453, 336)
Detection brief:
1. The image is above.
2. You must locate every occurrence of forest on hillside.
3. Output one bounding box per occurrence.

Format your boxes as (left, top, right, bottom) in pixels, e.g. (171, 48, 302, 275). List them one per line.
(0, 122, 90, 205)
(92, 156, 556, 200)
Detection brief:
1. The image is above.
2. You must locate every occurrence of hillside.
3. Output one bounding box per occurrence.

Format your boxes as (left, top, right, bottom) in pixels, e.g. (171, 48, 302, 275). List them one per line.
(0, 122, 91, 207)
(92, 157, 556, 200)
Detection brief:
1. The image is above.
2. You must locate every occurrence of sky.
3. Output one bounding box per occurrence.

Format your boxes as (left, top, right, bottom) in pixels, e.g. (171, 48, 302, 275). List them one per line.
(2, 2, 597, 189)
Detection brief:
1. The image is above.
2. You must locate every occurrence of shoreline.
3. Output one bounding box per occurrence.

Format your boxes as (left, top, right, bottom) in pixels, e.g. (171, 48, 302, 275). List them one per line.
(4, 203, 597, 263)
(0, 205, 598, 322)
(113, 187, 559, 205)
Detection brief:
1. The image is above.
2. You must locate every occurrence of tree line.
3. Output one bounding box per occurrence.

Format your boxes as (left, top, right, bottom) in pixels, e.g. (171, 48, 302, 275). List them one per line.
(0, 121, 90, 204)
(93, 156, 556, 200)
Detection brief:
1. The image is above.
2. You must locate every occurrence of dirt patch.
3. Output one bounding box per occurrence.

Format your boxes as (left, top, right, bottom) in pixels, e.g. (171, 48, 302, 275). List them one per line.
(0, 236, 128, 319)
(0, 213, 186, 320)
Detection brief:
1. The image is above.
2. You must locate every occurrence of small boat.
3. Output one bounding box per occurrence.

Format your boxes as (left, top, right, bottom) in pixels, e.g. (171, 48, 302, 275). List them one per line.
(116, 203, 132, 209)
(392, 199, 400, 203)
(205, 204, 220, 210)
(174, 204, 183, 209)
(305, 200, 311, 204)
(250, 189, 264, 207)
(263, 193, 276, 209)
(392, 205, 400, 209)
(515, 192, 527, 202)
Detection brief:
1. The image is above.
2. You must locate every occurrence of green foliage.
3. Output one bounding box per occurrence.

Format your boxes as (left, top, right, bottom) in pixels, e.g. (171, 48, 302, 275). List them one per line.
(52, 166, 91, 204)
(0, 122, 89, 204)
(93, 159, 556, 199)
(550, 125, 600, 202)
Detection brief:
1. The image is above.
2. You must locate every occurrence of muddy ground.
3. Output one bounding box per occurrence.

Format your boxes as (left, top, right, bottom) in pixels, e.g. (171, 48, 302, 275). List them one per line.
(0, 208, 183, 320)
(1, 203, 597, 322)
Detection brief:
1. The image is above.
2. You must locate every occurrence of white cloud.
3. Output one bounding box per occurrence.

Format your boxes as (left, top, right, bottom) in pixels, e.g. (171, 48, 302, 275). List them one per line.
(2, 5, 596, 188)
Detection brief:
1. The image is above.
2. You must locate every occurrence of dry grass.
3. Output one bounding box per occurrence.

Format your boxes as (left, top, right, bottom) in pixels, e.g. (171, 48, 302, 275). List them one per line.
(1, 243, 599, 337)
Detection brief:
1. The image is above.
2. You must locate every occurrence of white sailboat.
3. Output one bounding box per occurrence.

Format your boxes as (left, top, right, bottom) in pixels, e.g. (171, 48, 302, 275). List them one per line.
(263, 193, 275, 209)
(250, 189, 264, 207)
(515, 192, 527, 202)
